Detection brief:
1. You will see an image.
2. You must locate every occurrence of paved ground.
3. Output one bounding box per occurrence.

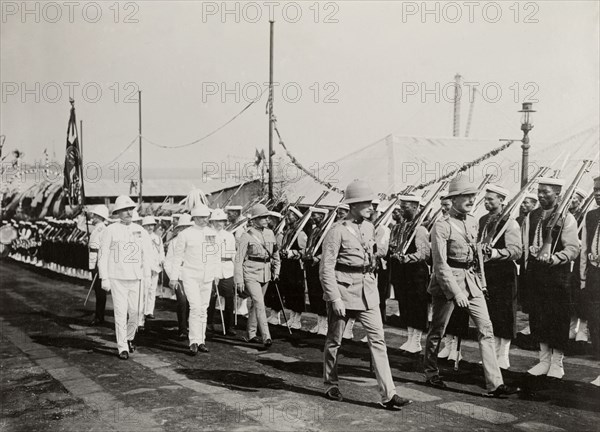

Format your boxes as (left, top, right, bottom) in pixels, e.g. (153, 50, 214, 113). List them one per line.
(1, 259, 599, 432)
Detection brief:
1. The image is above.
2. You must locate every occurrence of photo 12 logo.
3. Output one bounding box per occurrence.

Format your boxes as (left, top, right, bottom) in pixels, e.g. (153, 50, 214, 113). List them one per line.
(2, 82, 139, 104)
(400, 1, 540, 24)
(401, 81, 539, 104)
(201, 81, 340, 104)
(1, 1, 140, 24)
(201, 1, 340, 24)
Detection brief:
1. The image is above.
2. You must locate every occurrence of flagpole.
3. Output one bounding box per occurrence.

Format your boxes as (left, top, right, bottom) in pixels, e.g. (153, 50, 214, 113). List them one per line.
(268, 20, 274, 201)
(138, 90, 143, 205)
(71, 100, 91, 245)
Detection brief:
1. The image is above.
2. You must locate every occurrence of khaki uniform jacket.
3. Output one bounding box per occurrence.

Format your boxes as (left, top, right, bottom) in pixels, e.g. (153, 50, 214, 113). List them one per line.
(234, 227, 281, 284)
(428, 210, 483, 300)
(319, 219, 379, 311)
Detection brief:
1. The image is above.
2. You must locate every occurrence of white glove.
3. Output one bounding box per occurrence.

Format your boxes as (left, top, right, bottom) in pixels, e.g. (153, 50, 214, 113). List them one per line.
(101, 279, 111, 292)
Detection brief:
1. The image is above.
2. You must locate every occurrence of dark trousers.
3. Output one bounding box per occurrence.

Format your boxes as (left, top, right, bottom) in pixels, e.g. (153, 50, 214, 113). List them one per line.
(307, 263, 327, 316)
(92, 269, 106, 321)
(208, 277, 235, 330)
(377, 262, 390, 323)
(280, 258, 306, 313)
(175, 282, 190, 333)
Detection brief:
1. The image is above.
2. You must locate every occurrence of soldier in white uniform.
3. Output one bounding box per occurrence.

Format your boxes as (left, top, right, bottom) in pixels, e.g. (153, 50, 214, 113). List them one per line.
(98, 196, 153, 360)
(170, 205, 219, 355)
(164, 214, 193, 339)
(141, 216, 165, 321)
(207, 209, 237, 336)
(88, 205, 109, 326)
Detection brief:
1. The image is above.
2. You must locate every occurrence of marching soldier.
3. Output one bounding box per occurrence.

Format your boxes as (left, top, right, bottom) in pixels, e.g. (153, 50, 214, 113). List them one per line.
(207, 209, 237, 336)
(320, 180, 412, 409)
(88, 205, 109, 326)
(169, 205, 219, 355)
(141, 216, 165, 321)
(424, 176, 518, 397)
(98, 195, 153, 360)
(478, 185, 522, 369)
(163, 214, 193, 339)
(392, 195, 431, 354)
(580, 176, 600, 385)
(234, 204, 281, 347)
(523, 177, 580, 379)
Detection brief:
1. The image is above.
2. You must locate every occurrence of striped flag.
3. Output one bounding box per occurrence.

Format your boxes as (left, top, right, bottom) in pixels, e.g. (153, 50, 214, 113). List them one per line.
(63, 99, 82, 206)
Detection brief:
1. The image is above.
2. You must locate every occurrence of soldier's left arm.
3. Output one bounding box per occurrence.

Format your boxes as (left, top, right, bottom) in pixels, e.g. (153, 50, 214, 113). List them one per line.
(404, 226, 431, 262)
(554, 213, 580, 263)
(490, 219, 522, 261)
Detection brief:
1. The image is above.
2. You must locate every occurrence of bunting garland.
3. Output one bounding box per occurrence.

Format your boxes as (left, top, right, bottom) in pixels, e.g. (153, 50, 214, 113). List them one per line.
(271, 115, 344, 194)
(272, 111, 516, 199)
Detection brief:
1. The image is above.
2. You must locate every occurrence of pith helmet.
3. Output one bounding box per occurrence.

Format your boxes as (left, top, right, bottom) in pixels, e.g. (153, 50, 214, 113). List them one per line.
(445, 176, 479, 198)
(142, 216, 157, 226)
(248, 204, 270, 219)
(89, 205, 109, 220)
(112, 195, 136, 214)
(343, 180, 375, 204)
(191, 205, 211, 218)
(177, 214, 193, 227)
(209, 208, 228, 221)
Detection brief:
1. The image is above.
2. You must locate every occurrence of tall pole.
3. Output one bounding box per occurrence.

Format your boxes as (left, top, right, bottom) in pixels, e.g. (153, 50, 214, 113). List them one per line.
(138, 90, 143, 204)
(268, 20, 274, 200)
(519, 102, 534, 188)
(453, 73, 461, 137)
(79, 120, 83, 163)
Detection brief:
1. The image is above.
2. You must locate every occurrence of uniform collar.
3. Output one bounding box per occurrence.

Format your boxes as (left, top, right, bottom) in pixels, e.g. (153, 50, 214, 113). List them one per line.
(449, 207, 468, 221)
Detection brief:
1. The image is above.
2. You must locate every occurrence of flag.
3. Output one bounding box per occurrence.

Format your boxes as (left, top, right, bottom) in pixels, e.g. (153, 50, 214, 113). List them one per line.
(63, 100, 83, 206)
(255, 149, 268, 166)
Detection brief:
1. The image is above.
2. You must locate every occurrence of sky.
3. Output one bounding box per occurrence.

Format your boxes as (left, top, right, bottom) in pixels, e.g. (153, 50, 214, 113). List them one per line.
(1, 0, 598, 181)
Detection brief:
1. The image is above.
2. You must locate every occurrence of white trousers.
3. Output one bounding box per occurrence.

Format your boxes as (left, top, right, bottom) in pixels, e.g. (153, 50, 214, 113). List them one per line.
(144, 273, 159, 315)
(182, 274, 213, 345)
(110, 279, 142, 354)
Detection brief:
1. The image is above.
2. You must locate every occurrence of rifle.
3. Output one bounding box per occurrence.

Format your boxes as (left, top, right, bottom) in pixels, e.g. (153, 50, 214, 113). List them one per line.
(471, 174, 495, 213)
(398, 181, 449, 256)
(305, 197, 346, 258)
(536, 159, 595, 261)
(281, 191, 329, 254)
(222, 181, 248, 208)
(226, 195, 264, 233)
(274, 196, 304, 237)
(575, 189, 595, 227)
(479, 166, 551, 247)
(210, 190, 225, 207)
(374, 186, 415, 230)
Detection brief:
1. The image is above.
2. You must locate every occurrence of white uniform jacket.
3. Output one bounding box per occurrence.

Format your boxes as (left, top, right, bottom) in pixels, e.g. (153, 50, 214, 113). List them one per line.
(170, 225, 219, 283)
(98, 222, 153, 281)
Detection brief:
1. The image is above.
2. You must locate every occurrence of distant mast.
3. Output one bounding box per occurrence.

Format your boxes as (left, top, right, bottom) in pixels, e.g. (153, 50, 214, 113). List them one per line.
(453, 73, 461, 137)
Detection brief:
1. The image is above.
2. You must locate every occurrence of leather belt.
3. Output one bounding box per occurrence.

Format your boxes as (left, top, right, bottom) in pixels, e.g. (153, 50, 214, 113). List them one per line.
(221, 257, 233, 262)
(335, 263, 373, 274)
(248, 256, 270, 263)
(447, 258, 475, 269)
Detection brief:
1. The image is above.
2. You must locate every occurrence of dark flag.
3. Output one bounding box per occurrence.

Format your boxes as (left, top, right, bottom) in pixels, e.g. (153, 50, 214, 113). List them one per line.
(63, 99, 83, 206)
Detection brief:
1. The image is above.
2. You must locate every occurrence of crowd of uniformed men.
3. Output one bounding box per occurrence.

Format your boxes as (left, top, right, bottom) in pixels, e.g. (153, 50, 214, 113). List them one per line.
(4, 172, 600, 407)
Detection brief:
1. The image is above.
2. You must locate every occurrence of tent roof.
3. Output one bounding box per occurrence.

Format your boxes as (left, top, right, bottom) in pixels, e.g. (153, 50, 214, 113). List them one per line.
(284, 127, 599, 206)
